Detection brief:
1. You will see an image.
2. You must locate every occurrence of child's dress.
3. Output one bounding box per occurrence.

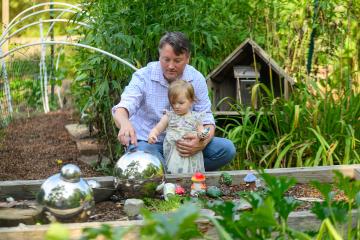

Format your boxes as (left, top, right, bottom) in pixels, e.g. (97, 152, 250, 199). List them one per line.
(163, 111, 205, 174)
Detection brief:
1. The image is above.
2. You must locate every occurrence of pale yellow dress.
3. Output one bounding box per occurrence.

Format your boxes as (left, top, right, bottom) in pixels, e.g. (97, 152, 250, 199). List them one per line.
(163, 111, 205, 174)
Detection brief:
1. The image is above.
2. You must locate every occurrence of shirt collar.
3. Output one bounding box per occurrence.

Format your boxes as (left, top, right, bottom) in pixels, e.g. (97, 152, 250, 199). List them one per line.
(150, 61, 194, 87)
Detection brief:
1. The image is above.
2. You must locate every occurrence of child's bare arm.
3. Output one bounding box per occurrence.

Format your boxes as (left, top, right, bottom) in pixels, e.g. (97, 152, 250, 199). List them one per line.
(148, 114, 169, 144)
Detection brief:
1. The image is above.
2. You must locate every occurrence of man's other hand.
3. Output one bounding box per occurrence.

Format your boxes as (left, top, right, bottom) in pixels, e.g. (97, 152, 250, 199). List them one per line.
(176, 133, 205, 157)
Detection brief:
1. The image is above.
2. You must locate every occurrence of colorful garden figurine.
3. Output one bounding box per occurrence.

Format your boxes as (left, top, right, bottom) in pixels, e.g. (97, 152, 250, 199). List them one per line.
(190, 172, 206, 196)
(175, 185, 186, 195)
(243, 173, 257, 190)
(219, 172, 233, 186)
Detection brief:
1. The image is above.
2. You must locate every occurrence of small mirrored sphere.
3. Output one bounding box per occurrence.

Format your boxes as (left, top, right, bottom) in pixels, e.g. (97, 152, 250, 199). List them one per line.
(37, 164, 94, 222)
(60, 164, 81, 182)
(114, 150, 164, 198)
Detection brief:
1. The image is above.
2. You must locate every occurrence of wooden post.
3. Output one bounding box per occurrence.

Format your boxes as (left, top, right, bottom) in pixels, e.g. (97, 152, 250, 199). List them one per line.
(284, 77, 289, 100)
(2, 0, 10, 52)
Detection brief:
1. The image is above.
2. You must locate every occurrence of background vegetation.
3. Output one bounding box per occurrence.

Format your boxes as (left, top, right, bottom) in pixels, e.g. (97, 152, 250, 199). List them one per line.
(1, 0, 359, 169)
(71, 0, 359, 168)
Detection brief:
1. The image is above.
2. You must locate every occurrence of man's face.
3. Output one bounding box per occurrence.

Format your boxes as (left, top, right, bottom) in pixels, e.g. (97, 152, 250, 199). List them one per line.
(159, 43, 189, 83)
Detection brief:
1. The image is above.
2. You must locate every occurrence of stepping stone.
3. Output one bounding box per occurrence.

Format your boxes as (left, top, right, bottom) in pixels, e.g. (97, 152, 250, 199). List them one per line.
(0, 206, 43, 227)
(65, 124, 90, 140)
(76, 139, 104, 156)
(123, 199, 144, 217)
(78, 155, 111, 167)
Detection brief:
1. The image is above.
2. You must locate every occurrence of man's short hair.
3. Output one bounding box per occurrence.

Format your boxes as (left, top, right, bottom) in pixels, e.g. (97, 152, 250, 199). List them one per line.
(158, 32, 190, 56)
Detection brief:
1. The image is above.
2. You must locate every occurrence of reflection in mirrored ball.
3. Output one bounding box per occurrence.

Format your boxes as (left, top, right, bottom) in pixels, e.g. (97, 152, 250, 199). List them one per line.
(114, 150, 165, 198)
(37, 164, 94, 222)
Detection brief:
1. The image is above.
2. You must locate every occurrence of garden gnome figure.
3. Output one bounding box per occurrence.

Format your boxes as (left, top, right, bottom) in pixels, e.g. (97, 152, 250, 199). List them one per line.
(243, 173, 257, 191)
(190, 172, 207, 196)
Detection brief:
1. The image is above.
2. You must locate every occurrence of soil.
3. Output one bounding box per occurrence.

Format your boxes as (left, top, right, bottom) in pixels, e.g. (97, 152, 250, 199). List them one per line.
(0, 110, 102, 180)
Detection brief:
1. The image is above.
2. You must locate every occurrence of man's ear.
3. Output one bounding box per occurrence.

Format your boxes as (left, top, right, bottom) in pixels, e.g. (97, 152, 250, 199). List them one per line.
(186, 53, 190, 64)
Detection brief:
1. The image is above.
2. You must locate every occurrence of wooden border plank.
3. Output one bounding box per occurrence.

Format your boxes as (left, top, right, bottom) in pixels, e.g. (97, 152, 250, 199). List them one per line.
(167, 164, 360, 187)
(1, 165, 359, 200)
(0, 209, 357, 239)
(0, 220, 142, 240)
(0, 176, 114, 200)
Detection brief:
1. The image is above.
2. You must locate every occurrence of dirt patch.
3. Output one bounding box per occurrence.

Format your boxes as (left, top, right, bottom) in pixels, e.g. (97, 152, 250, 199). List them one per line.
(0, 110, 102, 180)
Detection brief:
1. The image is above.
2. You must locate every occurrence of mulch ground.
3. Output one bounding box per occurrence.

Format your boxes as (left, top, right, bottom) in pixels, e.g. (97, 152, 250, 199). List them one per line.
(0, 110, 102, 180)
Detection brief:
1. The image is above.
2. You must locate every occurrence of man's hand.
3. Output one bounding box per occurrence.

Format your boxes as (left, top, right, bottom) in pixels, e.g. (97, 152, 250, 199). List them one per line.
(114, 108, 137, 147)
(117, 119, 137, 147)
(176, 133, 206, 157)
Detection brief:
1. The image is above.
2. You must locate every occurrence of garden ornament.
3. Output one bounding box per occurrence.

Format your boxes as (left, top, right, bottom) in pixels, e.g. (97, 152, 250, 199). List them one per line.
(37, 164, 95, 222)
(219, 172, 233, 186)
(243, 173, 257, 183)
(113, 147, 165, 198)
(163, 183, 176, 201)
(206, 186, 223, 198)
(243, 173, 258, 190)
(175, 185, 186, 195)
(190, 172, 207, 197)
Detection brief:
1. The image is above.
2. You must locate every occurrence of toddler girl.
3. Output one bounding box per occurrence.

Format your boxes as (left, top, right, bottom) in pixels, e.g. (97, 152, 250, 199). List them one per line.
(148, 80, 209, 174)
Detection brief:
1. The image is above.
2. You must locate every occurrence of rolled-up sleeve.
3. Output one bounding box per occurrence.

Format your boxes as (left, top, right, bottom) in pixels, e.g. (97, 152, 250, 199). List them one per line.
(112, 71, 144, 117)
(192, 74, 215, 126)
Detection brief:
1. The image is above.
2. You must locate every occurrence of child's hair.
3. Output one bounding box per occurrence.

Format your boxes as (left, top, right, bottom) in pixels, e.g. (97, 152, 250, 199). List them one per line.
(168, 80, 196, 103)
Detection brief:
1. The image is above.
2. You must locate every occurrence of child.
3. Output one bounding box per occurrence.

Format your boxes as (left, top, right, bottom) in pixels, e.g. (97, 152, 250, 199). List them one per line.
(148, 80, 209, 174)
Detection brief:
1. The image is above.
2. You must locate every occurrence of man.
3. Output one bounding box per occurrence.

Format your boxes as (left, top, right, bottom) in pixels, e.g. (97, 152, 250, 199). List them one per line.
(112, 32, 235, 171)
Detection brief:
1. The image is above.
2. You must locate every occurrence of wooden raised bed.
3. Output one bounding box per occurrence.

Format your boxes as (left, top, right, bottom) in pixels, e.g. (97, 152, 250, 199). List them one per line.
(1, 164, 359, 239)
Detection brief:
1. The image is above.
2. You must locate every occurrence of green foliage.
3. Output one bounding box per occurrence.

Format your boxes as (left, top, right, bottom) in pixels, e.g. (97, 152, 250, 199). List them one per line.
(45, 222, 70, 240)
(80, 224, 130, 240)
(311, 170, 360, 239)
(140, 203, 202, 239)
(219, 79, 359, 169)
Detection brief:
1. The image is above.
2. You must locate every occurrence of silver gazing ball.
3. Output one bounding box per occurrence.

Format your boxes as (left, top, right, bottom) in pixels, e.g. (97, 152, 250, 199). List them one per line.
(37, 164, 94, 222)
(114, 150, 165, 198)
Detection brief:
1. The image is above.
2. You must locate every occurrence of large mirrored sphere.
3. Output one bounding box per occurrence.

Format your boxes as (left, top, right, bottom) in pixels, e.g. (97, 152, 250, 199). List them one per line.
(37, 164, 94, 222)
(113, 150, 164, 198)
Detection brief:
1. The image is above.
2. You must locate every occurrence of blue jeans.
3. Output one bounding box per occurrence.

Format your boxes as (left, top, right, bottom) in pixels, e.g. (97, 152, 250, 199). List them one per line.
(127, 137, 236, 171)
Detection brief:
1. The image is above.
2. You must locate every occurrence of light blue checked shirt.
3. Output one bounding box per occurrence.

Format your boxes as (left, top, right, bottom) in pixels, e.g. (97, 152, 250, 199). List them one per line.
(112, 61, 215, 142)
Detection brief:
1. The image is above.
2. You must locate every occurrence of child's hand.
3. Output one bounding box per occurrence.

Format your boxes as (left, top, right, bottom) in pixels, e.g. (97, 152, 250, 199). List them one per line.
(148, 130, 158, 144)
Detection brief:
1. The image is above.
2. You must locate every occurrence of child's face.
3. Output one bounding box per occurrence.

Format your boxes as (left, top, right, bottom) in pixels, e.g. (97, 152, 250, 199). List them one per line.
(170, 92, 193, 116)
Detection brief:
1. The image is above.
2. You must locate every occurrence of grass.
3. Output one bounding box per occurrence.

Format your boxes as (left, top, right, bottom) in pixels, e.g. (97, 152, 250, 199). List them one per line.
(143, 195, 184, 213)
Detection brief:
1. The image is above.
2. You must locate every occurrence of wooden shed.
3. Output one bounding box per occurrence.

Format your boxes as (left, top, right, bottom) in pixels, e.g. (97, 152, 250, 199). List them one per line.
(207, 38, 294, 114)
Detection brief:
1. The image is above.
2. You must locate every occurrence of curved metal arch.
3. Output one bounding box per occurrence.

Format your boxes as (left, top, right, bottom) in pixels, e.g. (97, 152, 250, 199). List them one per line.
(7, 2, 81, 29)
(0, 19, 91, 48)
(0, 41, 138, 71)
(1, 8, 78, 41)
